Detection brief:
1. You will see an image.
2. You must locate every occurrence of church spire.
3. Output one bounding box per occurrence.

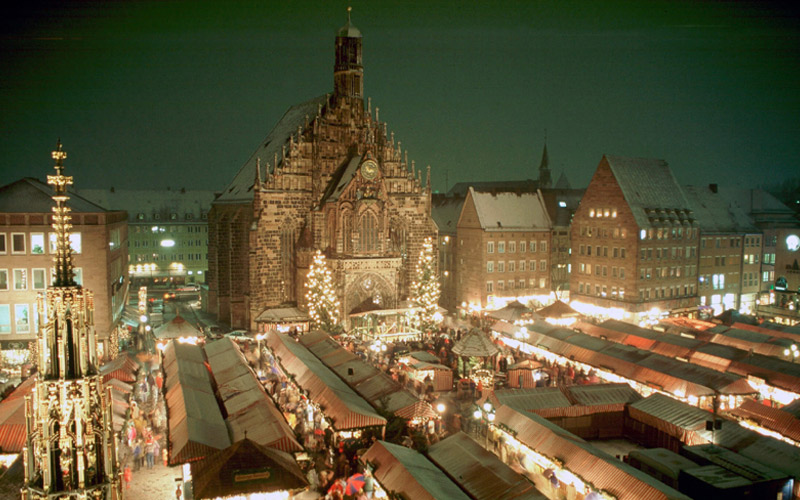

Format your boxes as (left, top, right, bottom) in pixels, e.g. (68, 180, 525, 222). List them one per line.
(47, 140, 77, 287)
(538, 131, 552, 189)
(334, 7, 364, 102)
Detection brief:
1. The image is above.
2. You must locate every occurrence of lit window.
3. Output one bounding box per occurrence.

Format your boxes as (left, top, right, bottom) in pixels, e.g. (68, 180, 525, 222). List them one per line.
(69, 233, 82, 253)
(0, 305, 10, 333)
(30, 233, 45, 254)
(14, 304, 30, 333)
(13, 269, 26, 290)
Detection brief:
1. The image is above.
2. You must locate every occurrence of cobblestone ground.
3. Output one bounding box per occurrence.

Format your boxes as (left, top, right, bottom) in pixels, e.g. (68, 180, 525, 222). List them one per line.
(125, 460, 182, 499)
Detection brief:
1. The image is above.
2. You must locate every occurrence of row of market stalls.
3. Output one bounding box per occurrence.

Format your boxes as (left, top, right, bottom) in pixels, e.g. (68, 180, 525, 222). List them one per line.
(264, 331, 388, 435)
(162, 339, 308, 499)
(578, 319, 800, 406)
(478, 384, 800, 499)
(396, 351, 453, 392)
(0, 354, 141, 468)
(296, 331, 439, 424)
(492, 320, 758, 411)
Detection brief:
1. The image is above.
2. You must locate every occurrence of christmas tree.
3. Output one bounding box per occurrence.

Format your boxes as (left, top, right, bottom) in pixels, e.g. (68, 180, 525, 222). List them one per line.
(306, 250, 342, 333)
(410, 236, 441, 333)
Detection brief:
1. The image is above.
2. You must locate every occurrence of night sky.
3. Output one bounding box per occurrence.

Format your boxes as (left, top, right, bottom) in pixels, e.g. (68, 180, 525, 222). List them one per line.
(1, 1, 798, 194)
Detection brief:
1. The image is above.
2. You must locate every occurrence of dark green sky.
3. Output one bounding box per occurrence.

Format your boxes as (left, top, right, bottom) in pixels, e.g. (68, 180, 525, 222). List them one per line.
(1, 0, 798, 193)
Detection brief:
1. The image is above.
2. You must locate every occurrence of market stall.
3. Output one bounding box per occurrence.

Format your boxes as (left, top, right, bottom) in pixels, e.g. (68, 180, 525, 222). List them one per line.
(507, 359, 548, 389)
(188, 438, 308, 500)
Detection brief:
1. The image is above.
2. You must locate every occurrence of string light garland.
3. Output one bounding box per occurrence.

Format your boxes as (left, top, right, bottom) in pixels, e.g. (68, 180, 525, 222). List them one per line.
(409, 237, 441, 333)
(305, 250, 342, 333)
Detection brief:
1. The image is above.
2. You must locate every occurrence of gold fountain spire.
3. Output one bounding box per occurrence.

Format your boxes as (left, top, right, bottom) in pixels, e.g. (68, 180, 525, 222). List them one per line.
(46, 140, 77, 287)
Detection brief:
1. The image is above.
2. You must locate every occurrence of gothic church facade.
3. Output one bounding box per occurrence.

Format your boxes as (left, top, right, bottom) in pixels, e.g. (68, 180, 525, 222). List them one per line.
(208, 14, 437, 329)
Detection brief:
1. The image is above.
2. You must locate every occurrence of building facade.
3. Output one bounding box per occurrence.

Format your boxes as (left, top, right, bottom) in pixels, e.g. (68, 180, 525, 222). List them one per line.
(208, 14, 437, 329)
(456, 187, 552, 311)
(569, 155, 699, 321)
(79, 188, 215, 286)
(0, 178, 128, 352)
(684, 184, 762, 316)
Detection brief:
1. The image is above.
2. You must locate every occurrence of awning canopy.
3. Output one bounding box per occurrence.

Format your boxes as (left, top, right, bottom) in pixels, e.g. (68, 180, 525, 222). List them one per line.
(254, 306, 310, 324)
(452, 329, 499, 357)
(536, 300, 581, 319)
(154, 313, 202, 339)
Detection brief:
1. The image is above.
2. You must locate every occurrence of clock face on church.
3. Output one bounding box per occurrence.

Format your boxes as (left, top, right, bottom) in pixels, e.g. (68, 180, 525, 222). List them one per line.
(361, 160, 378, 180)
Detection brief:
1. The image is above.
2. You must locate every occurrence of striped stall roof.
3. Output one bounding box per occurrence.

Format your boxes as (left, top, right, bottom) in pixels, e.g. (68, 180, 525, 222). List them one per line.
(727, 398, 800, 444)
(266, 332, 386, 430)
(496, 403, 690, 499)
(428, 432, 546, 500)
(362, 440, 471, 500)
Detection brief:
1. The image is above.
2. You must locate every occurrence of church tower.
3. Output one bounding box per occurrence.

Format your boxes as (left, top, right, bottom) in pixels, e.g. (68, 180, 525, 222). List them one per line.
(538, 139, 552, 189)
(333, 7, 364, 103)
(22, 142, 121, 499)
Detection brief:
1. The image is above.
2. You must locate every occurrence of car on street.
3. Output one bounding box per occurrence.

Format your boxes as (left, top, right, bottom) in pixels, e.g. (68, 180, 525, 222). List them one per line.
(224, 330, 251, 339)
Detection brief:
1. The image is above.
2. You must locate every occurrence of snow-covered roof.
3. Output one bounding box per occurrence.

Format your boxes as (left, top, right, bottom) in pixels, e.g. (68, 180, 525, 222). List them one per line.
(78, 188, 215, 223)
(683, 185, 758, 234)
(469, 187, 551, 232)
(431, 193, 465, 235)
(605, 155, 694, 230)
(216, 95, 327, 203)
(0, 178, 110, 214)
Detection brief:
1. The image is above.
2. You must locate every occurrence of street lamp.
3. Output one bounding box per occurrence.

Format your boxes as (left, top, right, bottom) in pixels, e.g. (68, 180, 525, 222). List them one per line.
(785, 344, 799, 363)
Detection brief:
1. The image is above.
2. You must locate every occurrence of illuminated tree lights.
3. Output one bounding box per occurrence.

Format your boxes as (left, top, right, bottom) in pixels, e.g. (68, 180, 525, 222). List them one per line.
(410, 237, 441, 333)
(305, 250, 342, 333)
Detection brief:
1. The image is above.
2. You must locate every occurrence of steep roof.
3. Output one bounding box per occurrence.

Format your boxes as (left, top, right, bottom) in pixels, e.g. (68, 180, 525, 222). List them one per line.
(0, 177, 109, 213)
(683, 185, 758, 233)
(321, 155, 361, 203)
(431, 193, 465, 235)
(469, 187, 551, 232)
(714, 187, 799, 227)
(604, 155, 693, 230)
(216, 95, 327, 203)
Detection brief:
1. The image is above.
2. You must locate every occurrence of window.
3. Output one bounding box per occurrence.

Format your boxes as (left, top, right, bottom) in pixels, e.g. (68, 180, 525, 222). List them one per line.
(497, 281, 505, 291)
(529, 241, 536, 253)
(110, 228, 121, 250)
(487, 261, 494, 273)
(519, 241, 526, 253)
(620, 268, 625, 279)
(529, 260, 535, 272)
(0, 234, 5, 254)
(73, 268, 83, 286)
(539, 260, 546, 272)
(621, 248, 626, 259)
(0, 270, 6, 290)
(486, 281, 493, 293)
(497, 261, 505, 273)
(13, 269, 26, 290)
(69, 232, 82, 253)
(518, 279, 525, 289)
(32, 269, 46, 290)
(11, 233, 25, 254)
(14, 304, 30, 333)
(359, 213, 378, 252)
(539, 277, 546, 289)
(0, 305, 9, 333)
(487, 242, 494, 254)
(508, 280, 514, 290)
(509, 241, 516, 253)
(137, 213, 145, 220)
(508, 261, 515, 272)
(30, 233, 45, 254)
(498, 242, 505, 253)
(519, 260, 525, 271)
(540, 241, 547, 252)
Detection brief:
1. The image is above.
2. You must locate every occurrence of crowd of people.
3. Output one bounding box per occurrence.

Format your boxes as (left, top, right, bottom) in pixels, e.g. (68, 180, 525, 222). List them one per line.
(119, 363, 167, 490)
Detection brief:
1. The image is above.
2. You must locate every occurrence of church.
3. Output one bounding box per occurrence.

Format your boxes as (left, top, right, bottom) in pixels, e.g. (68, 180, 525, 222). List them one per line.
(208, 12, 438, 330)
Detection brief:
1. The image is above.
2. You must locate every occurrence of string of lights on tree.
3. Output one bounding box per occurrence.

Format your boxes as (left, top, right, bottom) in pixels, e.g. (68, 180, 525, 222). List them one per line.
(410, 237, 441, 333)
(305, 250, 342, 333)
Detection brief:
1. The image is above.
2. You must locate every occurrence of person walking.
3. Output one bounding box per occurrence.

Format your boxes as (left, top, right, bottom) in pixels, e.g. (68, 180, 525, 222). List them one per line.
(123, 465, 132, 489)
(145, 438, 155, 469)
(132, 441, 142, 472)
